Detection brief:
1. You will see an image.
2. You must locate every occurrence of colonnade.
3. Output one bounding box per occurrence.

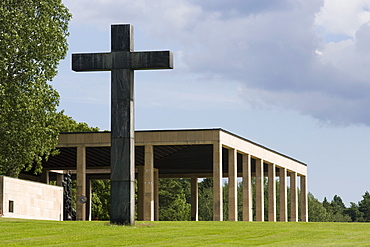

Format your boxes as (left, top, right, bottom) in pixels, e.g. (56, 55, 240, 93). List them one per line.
(216, 144, 307, 222)
(42, 144, 307, 222)
(135, 143, 308, 222)
(43, 130, 308, 222)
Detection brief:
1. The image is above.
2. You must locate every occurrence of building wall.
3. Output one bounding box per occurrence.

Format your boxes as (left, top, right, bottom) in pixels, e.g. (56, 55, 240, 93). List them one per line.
(0, 176, 63, 221)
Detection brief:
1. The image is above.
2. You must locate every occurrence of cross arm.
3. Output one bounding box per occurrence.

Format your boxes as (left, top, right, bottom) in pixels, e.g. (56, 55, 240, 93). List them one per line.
(72, 53, 112, 72)
(129, 51, 173, 70)
(110, 51, 173, 70)
(72, 51, 173, 71)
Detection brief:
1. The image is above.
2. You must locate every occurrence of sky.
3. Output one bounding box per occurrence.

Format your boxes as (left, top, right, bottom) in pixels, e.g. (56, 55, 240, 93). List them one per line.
(54, 0, 370, 206)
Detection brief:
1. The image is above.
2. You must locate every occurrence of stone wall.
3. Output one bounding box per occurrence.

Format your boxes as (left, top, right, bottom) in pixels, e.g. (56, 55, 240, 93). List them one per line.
(0, 176, 63, 221)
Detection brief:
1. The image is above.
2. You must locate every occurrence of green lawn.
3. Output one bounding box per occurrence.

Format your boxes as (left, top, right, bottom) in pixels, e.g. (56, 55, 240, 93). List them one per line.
(1, 218, 369, 246)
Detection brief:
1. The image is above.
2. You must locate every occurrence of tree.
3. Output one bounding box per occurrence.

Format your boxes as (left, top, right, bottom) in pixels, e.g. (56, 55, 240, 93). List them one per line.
(158, 179, 191, 221)
(198, 178, 213, 221)
(0, 1, 72, 177)
(322, 197, 332, 213)
(91, 180, 110, 220)
(358, 191, 370, 222)
(331, 195, 346, 214)
(58, 114, 100, 132)
(330, 195, 351, 222)
(308, 193, 332, 222)
(344, 202, 364, 222)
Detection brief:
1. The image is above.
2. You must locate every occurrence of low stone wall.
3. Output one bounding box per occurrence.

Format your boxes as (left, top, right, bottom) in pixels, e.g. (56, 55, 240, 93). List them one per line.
(0, 176, 63, 221)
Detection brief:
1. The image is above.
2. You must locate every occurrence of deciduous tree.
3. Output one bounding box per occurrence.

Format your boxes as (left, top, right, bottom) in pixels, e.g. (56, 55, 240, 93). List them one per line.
(158, 179, 191, 221)
(198, 178, 213, 221)
(58, 114, 100, 132)
(0, 0, 71, 177)
(308, 193, 332, 222)
(91, 180, 110, 220)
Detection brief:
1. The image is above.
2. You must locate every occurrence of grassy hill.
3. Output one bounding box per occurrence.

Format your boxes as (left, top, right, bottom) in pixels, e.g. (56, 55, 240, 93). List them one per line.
(1, 218, 369, 246)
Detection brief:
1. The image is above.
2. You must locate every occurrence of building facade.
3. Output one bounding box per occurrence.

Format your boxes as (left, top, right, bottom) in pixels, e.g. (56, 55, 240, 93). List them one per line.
(0, 176, 63, 221)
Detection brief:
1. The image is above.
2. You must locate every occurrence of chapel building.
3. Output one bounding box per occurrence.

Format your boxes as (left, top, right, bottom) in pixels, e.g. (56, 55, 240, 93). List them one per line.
(33, 128, 307, 222)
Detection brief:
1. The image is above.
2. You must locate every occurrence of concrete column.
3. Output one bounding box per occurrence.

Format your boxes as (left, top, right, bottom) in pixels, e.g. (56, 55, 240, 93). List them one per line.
(213, 142, 223, 221)
(56, 173, 63, 186)
(76, 146, 86, 221)
(268, 163, 276, 222)
(242, 154, 252, 221)
(255, 158, 264, 222)
(154, 168, 159, 221)
(137, 166, 144, 221)
(40, 170, 50, 184)
(279, 167, 287, 222)
(290, 171, 298, 222)
(191, 177, 199, 221)
(228, 148, 237, 221)
(144, 144, 154, 221)
(0, 177, 3, 215)
(86, 178, 92, 221)
(300, 175, 308, 222)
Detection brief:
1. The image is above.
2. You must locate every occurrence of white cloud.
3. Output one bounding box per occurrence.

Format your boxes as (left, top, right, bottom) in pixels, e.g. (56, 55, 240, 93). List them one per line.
(63, 0, 370, 126)
(64, 0, 203, 35)
(315, 0, 370, 37)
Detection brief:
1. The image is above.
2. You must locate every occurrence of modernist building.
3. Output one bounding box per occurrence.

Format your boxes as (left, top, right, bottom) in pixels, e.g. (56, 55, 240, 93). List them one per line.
(37, 128, 307, 222)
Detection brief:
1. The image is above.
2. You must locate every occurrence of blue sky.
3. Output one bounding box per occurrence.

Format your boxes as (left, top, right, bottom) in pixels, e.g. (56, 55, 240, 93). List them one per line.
(54, 0, 370, 206)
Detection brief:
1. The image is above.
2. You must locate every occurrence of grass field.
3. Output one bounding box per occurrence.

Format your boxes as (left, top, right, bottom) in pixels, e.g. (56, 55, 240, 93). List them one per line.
(1, 218, 370, 246)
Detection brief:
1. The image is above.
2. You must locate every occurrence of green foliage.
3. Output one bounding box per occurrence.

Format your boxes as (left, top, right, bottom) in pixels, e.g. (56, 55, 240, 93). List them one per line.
(58, 114, 100, 132)
(222, 182, 228, 220)
(159, 179, 191, 221)
(0, 0, 71, 177)
(344, 202, 364, 222)
(332, 212, 352, 222)
(339, 191, 370, 222)
(308, 193, 333, 222)
(307, 194, 352, 222)
(91, 180, 110, 220)
(79, 174, 367, 223)
(198, 178, 213, 221)
(330, 195, 351, 222)
(331, 195, 346, 214)
(221, 181, 244, 221)
(358, 191, 370, 222)
(177, 178, 191, 204)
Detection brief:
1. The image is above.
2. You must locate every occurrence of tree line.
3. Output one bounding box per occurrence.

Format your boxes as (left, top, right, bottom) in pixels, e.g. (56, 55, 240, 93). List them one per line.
(90, 178, 370, 222)
(309, 192, 370, 222)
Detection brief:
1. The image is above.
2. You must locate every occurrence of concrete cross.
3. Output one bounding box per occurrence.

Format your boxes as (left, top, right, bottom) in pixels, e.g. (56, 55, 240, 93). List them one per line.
(72, 24, 173, 225)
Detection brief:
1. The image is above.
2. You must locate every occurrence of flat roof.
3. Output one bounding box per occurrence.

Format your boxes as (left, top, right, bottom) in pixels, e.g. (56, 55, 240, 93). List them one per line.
(60, 128, 306, 166)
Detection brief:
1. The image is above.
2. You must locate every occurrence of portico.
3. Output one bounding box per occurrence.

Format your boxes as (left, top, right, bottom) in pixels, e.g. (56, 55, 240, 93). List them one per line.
(40, 128, 307, 222)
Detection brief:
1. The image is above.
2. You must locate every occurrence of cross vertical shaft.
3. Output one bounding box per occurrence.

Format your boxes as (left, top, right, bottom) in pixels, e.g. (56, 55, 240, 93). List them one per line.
(110, 70, 135, 224)
(110, 25, 135, 225)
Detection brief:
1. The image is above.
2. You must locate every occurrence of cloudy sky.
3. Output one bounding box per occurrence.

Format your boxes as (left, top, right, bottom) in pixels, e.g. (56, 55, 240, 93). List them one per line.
(55, 0, 370, 205)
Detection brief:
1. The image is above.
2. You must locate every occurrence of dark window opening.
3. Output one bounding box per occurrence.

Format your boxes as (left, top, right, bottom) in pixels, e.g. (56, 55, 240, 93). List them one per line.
(9, 200, 14, 213)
